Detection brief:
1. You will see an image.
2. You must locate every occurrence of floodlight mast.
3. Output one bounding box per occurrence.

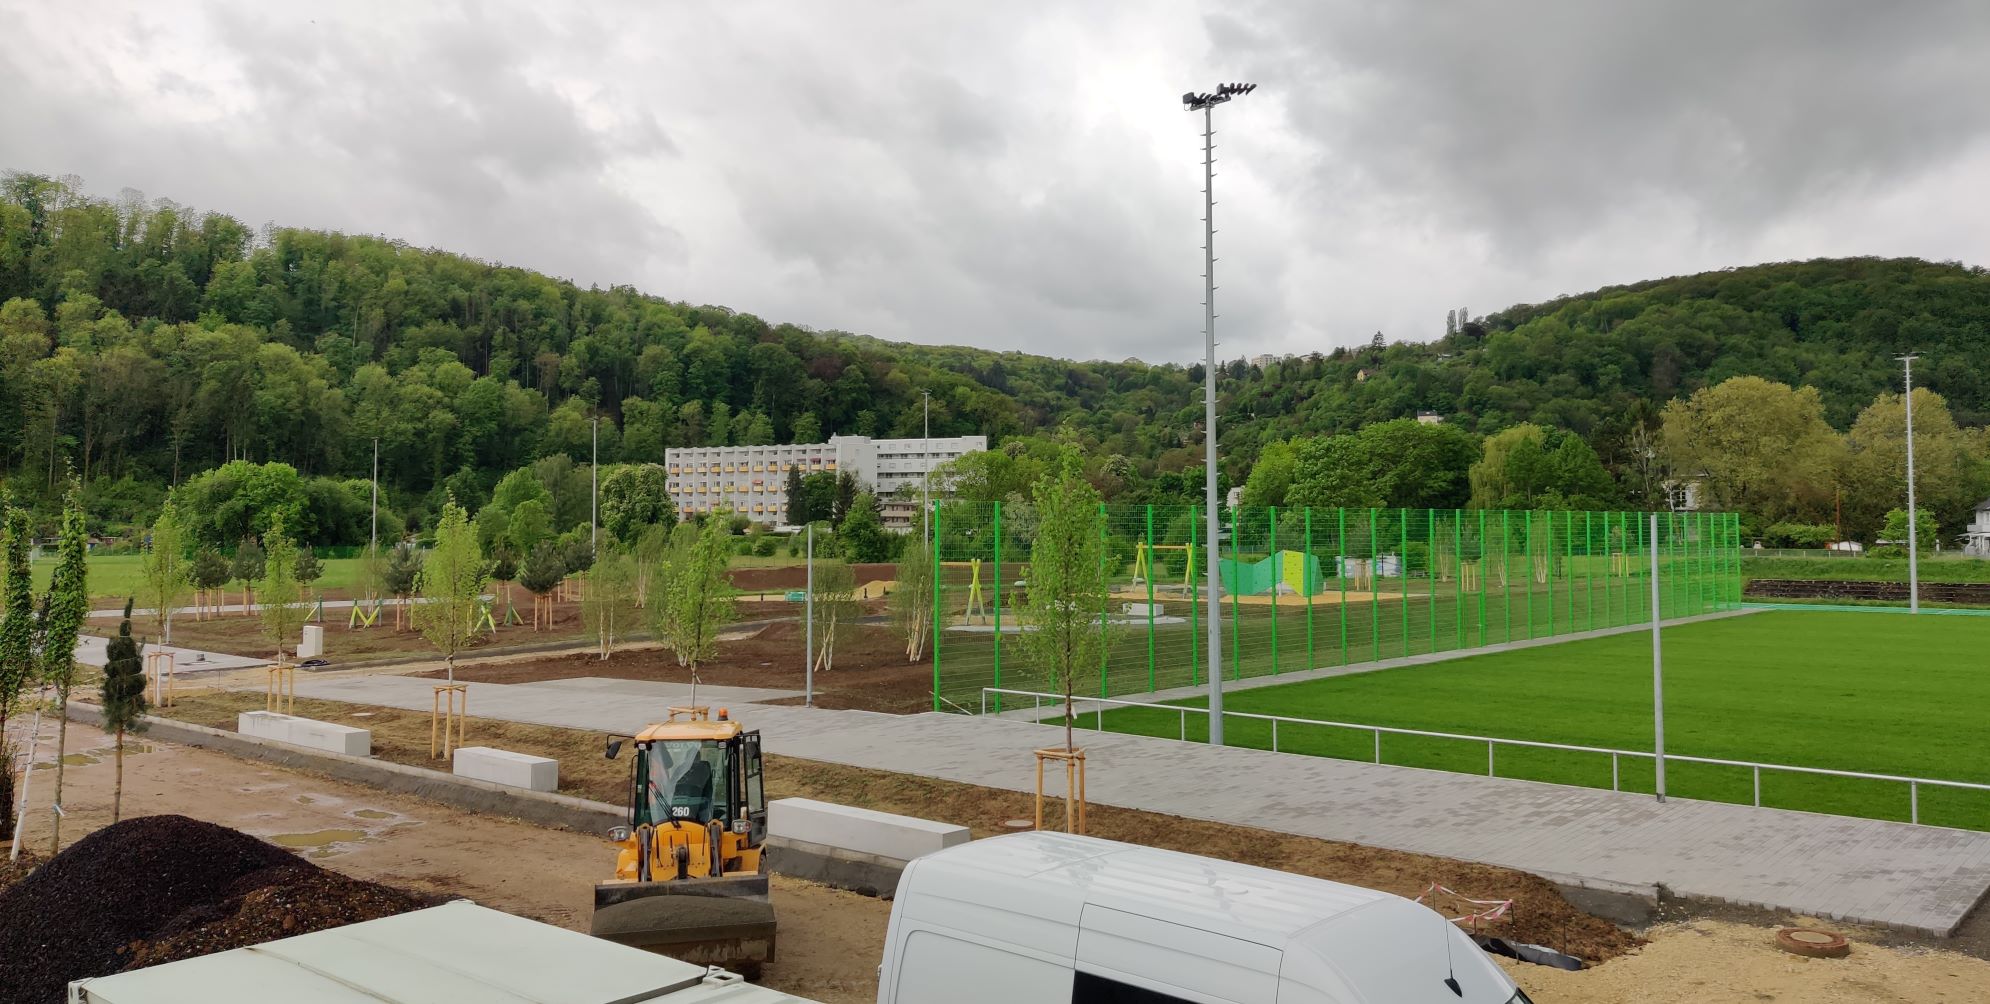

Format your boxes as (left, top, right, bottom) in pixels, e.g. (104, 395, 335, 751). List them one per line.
(1183, 81, 1255, 746)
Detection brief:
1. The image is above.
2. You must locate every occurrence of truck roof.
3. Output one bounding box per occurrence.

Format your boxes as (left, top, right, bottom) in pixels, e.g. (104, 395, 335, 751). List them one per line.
(905, 831, 1394, 946)
(68, 901, 811, 1004)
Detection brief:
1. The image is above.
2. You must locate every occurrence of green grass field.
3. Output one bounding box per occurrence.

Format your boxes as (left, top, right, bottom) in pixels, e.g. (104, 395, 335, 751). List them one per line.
(1742, 555, 1990, 583)
(1081, 611, 1990, 830)
(31, 554, 363, 603)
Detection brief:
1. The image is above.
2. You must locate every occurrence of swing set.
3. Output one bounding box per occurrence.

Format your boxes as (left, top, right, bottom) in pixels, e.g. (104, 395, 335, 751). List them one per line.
(1131, 541, 1197, 595)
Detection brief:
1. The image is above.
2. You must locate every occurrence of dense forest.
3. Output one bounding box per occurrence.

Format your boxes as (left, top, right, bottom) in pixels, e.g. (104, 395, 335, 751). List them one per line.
(2, 173, 1987, 544)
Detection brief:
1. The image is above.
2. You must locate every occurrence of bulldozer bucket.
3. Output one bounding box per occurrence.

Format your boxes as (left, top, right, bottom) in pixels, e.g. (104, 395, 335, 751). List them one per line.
(590, 873, 776, 972)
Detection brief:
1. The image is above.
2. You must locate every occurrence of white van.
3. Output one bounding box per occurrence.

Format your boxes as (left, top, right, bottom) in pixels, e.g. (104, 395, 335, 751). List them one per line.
(877, 832, 1529, 1004)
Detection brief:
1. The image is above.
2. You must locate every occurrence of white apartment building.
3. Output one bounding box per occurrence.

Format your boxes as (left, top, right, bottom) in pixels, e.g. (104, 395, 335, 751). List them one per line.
(664, 434, 987, 524)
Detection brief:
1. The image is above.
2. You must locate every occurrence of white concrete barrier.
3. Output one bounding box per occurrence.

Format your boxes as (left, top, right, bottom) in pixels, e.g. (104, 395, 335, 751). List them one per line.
(1121, 602, 1163, 617)
(237, 711, 371, 756)
(768, 797, 969, 863)
(298, 625, 324, 658)
(453, 746, 559, 792)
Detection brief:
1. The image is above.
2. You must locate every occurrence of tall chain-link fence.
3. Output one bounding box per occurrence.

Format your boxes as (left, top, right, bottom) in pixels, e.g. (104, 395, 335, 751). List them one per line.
(926, 504, 1740, 713)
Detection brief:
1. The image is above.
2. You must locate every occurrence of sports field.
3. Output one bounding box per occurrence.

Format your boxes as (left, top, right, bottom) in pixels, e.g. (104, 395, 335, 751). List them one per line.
(1085, 610, 1990, 830)
(31, 554, 363, 603)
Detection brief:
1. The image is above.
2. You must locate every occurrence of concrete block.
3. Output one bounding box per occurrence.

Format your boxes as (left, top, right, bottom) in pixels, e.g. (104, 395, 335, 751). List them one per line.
(236, 710, 370, 756)
(298, 624, 324, 658)
(1121, 602, 1163, 618)
(454, 746, 559, 792)
(764, 835, 908, 898)
(767, 797, 968, 863)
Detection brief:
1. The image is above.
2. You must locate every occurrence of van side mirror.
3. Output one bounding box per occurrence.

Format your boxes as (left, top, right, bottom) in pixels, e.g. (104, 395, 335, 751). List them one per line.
(605, 738, 624, 760)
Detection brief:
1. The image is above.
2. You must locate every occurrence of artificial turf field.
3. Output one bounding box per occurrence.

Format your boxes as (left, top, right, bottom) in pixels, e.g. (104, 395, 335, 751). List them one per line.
(1090, 610, 1990, 830)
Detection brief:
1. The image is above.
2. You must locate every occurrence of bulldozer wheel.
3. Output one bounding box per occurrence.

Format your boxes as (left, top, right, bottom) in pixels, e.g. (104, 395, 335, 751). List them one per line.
(1775, 928, 1849, 959)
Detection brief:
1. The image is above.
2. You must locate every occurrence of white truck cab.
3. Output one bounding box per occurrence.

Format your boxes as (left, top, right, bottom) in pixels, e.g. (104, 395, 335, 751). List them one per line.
(878, 831, 1529, 1004)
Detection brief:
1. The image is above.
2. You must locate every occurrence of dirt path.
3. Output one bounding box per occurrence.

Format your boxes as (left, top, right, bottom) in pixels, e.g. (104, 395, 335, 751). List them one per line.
(5, 720, 884, 1002)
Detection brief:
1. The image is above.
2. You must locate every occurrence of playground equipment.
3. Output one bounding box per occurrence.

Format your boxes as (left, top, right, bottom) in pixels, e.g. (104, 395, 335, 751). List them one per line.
(1132, 542, 1197, 594)
(348, 598, 382, 629)
(961, 559, 988, 624)
(1220, 550, 1325, 597)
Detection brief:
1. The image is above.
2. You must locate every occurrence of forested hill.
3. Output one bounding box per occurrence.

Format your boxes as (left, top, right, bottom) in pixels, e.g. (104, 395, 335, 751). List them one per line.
(1218, 257, 1990, 474)
(0, 174, 1197, 516)
(2, 172, 1987, 538)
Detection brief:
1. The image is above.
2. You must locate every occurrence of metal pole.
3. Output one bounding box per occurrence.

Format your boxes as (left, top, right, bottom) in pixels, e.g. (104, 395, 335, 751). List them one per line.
(370, 438, 379, 550)
(922, 390, 932, 548)
(1901, 355, 1920, 614)
(805, 523, 814, 707)
(1650, 512, 1666, 803)
(591, 417, 600, 553)
(1201, 101, 1225, 746)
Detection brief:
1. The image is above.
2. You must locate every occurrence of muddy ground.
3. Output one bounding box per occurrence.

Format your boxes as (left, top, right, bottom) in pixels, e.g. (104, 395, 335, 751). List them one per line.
(419, 620, 935, 713)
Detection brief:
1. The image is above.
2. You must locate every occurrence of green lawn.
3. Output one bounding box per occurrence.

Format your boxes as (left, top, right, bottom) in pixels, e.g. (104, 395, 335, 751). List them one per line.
(1742, 555, 1990, 583)
(1081, 611, 1990, 830)
(32, 554, 363, 603)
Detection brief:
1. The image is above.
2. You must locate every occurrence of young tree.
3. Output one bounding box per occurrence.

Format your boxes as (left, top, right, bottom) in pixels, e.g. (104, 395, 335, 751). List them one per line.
(296, 548, 324, 594)
(0, 505, 34, 839)
(631, 523, 670, 608)
(1016, 472, 1112, 760)
(583, 547, 637, 659)
(39, 489, 89, 852)
(782, 466, 809, 524)
(810, 560, 859, 673)
(142, 499, 193, 644)
(258, 520, 308, 663)
(890, 532, 934, 661)
(488, 545, 518, 615)
(839, 493, 892, 562)
(655, 513, 737, 700)
(99, 600, 149, 823)
(832, 472, 859, 523)
(230, 537, 266, 610)
(190, 545, 230, 618)
(352, 541, 387, 618)
(413, 502, 488, 682)
(519, 540, 566, 629)
(384, 539, 424, 599)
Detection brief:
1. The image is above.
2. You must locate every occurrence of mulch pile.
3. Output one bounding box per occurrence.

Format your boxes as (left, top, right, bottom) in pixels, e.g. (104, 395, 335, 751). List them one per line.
(0, 815, 437, 1003)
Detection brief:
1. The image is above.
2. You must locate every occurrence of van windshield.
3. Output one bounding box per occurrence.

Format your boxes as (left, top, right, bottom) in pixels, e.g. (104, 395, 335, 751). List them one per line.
(641, 739, 726, 825)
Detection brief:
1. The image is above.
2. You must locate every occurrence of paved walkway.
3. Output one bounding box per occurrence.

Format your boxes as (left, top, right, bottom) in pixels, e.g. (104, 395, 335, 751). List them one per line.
(283, 675, 1990, 936)
(72, 635, 266, 673)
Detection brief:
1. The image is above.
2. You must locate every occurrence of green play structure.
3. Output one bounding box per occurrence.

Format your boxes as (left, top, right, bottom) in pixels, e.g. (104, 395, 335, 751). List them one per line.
(1219, 550, 1325, 596)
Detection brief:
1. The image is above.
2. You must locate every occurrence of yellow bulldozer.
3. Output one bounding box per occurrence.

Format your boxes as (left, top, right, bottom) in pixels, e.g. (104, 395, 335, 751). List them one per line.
(591, 706, 775, 974)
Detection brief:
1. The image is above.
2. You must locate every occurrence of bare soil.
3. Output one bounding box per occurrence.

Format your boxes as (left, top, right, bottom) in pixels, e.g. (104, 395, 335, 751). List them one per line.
(729, 563, 896, 591)
(418, 619, 937, 714)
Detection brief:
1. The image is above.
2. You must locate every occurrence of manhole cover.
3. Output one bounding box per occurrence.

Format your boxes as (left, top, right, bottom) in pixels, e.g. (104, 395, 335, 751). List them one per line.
(1776, 928, 1849, 959)
(1001, 819, 1034, 831)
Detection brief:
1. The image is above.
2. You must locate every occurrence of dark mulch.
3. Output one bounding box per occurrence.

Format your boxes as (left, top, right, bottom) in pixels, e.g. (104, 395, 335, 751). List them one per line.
(0, 815, 435, 1003)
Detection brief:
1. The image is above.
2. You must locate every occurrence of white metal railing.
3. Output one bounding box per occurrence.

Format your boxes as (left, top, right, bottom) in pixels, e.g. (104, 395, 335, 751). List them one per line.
(979, 687, 1990, 827)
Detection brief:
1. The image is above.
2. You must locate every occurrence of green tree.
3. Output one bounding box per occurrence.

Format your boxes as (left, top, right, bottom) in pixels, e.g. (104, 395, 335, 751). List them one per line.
(98, 600, 148, 823)
(296, 548, 324, 591)
(0, 505, 35, 838)
(520, 540, 567, 600)
(656, 512, 736, 694)
(384, 540, 424, 599)
(599, 463, 675, 540)
(631, 522, 671, 608)
(583, 547, 636, 660)
(1840, 388, 1987, 544)
(38, 488, 89, 852)
(258, 519, 308, 663)
(890, 532, 934, 661)
(142, 498, 194, 644)
(1240, 439, 1299, 509)
(506, 497, 554, 555)
(1873, 507, 1939, 556)
(809, 560, 859, 673)
(229, 536, 266, 607)
(190, 546, 231, 608)
(413, 502, 487, 681)
(351, 541, 387, 614)
(783, 466, 809, 524)
(1016, 472, 1112, 768)
(1659, 376, 1842, 523)
(839, 493, 892, 562)
(790, 412, 822, 444)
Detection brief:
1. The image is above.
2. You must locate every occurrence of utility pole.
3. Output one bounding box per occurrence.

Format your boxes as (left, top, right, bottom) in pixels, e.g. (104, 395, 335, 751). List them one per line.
(922, 389, 932, 547)
(370, 438, 379, 550)
(805, 523, 814, 707)
(1900, 355, 1920, 614)
(1183, 81, 1255, 746)
(591, 417, 600, 554)
(1650, 512, 1666, 803)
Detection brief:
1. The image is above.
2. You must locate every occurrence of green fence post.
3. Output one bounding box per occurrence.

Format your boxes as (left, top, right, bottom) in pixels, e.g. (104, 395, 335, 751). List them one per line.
(931, 501, 943, 712)
(1230, 505, 1242, 680)
(1269, 506, 1280, 675)
(1190, 505, 1201, 687)
(1565, 509, 1575, 632)
(1399, 508, 1410, 658)
(1144, 504, 1156, 692)
(1525, 510, 1536, 640)
(1339, 508, 1349, 666)
(1502, 509, 1512, 643)
(1477, 508, 1488, 646)
(1454, 509, 1464, 652)
(991, 502, 1002, 713)
(1427, 508, 1437, 653)
(1547, 510, 1558, 638)
(1099, 502, 1109, 703)
(1305, 508, 1316, 669)
(1585, 511, 1595, 632)
(1370, 508, 1380, 664)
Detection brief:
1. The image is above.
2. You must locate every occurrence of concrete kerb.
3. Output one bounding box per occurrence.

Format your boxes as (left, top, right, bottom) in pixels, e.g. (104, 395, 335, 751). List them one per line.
(62, 701, 622, 837)
(997, 607, 1764, 721)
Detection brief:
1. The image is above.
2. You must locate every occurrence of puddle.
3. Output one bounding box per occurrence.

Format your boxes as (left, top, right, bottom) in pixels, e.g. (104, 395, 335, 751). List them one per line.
(60, 753, 101, 767)
(269, 829, 366, 849)
(352, 809, 393, 820)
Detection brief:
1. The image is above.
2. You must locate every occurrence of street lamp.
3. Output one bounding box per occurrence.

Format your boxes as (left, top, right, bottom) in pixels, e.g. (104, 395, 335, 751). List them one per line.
(1183, 81, 1255, 746)
(1900, 355, 1920, 614)
(922, 389, 933, 547)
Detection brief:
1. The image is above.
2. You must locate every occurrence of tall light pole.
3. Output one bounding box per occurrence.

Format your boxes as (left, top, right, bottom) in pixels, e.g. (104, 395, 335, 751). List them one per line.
(1900, 355, 1920, 614)
(591, 416, 600, 554)
(1183, 81, 1255, 746)
(370, 438, 379, 550)
(922, 389, 932, 546)
(1650, 512, 1666, 803)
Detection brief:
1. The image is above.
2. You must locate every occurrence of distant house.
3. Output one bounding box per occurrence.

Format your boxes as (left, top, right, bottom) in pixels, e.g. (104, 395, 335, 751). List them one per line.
(1661, 477, 1705, 512)
(1964, 497, 1990, 557)
(1354, 368, 1374, 382)
(1415, 411, 1443, 425)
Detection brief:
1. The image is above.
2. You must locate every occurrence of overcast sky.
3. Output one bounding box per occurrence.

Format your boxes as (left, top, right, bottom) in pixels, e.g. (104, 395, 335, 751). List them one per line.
(4, 2, 1989, 364)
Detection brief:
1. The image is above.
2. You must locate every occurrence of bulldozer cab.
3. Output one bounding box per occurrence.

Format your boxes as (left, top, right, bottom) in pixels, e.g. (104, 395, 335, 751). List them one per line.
(621, 708, 767, 845)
